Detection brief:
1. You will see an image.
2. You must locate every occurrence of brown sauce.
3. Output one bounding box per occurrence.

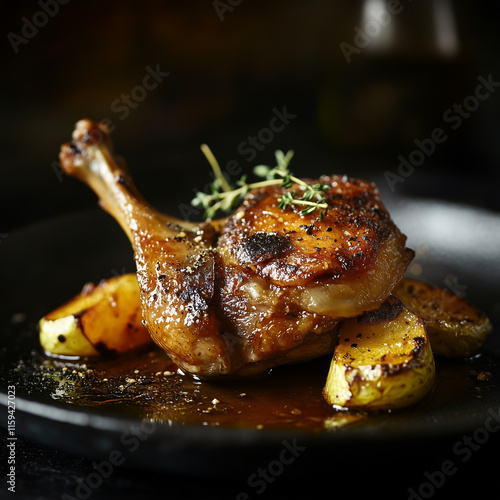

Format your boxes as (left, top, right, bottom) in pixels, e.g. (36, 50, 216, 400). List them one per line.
(30, 344, 498, 431)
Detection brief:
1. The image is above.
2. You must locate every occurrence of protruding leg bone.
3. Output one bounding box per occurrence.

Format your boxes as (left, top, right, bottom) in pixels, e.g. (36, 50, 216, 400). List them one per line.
(59, 119, 194, 240)
(60, 120, 232, 375)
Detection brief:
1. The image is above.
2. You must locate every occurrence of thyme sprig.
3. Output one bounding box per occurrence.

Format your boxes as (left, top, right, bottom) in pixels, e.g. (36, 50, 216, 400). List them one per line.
(191, 146, 329, 220)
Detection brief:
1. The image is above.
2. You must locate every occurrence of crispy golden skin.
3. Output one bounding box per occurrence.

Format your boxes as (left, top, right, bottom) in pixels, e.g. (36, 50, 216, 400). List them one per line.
(59, 120, 413, 376)
(221, 177, 397, 285)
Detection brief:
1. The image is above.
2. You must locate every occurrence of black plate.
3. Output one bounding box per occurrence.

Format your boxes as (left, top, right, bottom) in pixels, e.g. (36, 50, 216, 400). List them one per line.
(1, 197, 500, 480)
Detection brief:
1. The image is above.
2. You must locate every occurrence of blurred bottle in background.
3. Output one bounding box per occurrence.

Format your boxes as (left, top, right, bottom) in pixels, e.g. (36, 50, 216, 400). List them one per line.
(318, 0, 476, 160)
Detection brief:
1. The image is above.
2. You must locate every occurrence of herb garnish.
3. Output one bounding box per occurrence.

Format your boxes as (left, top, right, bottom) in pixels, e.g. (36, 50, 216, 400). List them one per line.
(191, 146, 329, 220)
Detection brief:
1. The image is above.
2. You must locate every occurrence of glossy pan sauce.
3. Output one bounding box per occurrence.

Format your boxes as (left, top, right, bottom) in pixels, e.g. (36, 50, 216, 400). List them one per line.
(33, 344, 496, 431)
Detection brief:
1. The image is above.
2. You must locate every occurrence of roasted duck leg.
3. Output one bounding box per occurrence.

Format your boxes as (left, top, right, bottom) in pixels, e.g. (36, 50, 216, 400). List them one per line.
(60, 119, 413, 376)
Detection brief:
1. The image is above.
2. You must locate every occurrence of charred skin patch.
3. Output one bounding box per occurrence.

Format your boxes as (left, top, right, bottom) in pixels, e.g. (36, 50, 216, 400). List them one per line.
(178, 257, 216, 317)
(237, 232, 293, 265)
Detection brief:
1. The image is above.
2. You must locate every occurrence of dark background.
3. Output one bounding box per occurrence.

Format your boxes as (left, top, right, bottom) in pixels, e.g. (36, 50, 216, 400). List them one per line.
(1, 0, 500, 234)
(1, 1, 500, 499)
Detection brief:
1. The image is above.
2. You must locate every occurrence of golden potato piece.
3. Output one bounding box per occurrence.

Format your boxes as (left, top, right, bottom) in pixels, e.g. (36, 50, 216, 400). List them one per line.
(40, 314, 100, 357)
(323, 297, 435, 411)
(394, 278, 492, 357)
(39, 274, 152, 357)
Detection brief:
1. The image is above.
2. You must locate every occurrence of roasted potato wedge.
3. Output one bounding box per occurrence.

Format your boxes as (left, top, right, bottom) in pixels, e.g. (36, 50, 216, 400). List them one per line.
(323, 297, 435, 411)
(394, 278, 492, 357)
(39, 273, 152, 357)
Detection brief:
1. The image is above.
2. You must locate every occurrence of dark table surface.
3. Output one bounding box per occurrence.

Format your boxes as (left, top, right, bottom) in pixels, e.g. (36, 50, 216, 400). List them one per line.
(4, 430, 500, 499)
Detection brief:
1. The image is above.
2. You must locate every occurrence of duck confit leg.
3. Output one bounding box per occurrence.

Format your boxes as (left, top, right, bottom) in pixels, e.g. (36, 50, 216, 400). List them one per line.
(60, 119, 414, 377)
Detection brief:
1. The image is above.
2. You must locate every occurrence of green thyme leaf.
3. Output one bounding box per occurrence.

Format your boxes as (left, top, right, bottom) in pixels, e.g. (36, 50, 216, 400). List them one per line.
(191, 146, 328, 220)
